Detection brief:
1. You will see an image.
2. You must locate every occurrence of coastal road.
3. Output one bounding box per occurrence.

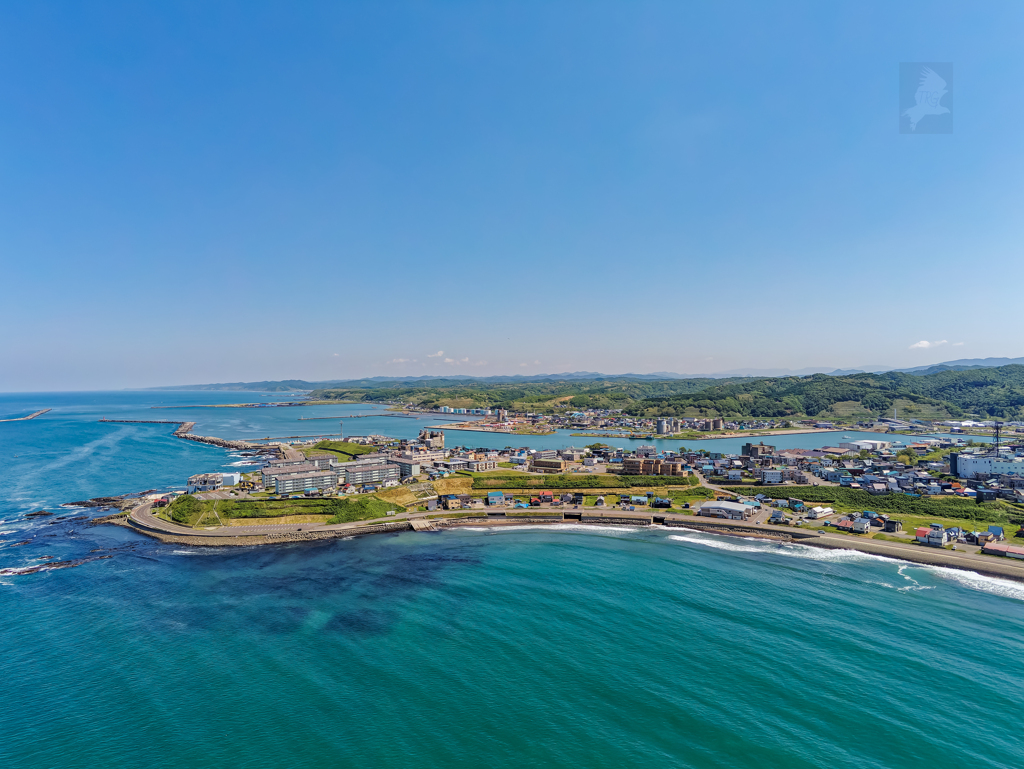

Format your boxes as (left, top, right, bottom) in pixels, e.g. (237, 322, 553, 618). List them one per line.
(130, 502, 357, 537)
(123, 501, 1024, 581)
(128, 500, 432, 538)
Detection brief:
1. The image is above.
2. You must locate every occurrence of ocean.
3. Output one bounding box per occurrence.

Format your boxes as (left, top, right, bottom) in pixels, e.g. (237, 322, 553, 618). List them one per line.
(1, 391, 1022, 768)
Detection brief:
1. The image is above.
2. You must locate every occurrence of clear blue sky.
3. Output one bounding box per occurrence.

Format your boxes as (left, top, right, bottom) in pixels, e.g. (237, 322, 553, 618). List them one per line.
(2, 1, 1022, 390)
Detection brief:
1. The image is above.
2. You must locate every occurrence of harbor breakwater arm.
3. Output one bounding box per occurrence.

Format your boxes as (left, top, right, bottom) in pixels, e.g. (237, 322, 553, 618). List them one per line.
(98, 419, 257, 450)
(0, 408, 51, 423)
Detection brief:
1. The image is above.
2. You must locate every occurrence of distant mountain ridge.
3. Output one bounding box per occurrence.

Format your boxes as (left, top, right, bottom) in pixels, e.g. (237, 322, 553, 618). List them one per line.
(144, 356, 1024, 391)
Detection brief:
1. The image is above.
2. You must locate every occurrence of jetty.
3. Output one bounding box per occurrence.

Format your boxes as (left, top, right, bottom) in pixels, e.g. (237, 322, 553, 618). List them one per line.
(98, 418, 259, 450)
(0, 408, 51, 423)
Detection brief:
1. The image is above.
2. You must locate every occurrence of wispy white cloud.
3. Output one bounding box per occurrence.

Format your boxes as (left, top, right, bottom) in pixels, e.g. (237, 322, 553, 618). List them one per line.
(387, 358, 409, 364)
(909, 340, 948, 349)
(427, 350, 444, 358)
(333, 353, 339, 356)
(952, 342, 965, 347)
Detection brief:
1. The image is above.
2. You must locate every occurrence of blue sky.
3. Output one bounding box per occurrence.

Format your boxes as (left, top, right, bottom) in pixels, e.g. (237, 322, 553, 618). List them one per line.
(1, 1, 1022, 390)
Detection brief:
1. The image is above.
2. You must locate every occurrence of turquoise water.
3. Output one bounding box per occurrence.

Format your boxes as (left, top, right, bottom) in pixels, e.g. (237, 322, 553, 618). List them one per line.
(1, 392, 1021, 768)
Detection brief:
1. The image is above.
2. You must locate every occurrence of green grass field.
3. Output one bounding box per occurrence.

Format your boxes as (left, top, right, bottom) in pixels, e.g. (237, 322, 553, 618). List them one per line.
(300, 440, 377, 462)
(166, 493, 403, 526)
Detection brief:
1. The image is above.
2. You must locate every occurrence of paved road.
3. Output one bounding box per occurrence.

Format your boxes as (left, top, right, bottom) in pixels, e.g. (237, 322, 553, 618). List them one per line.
(124, 500, 1024, 579)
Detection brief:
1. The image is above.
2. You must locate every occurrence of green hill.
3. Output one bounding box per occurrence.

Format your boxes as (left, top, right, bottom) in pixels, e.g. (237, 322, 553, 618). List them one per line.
(624, 365, 1024, 419)
(308, 365, 1024, 420)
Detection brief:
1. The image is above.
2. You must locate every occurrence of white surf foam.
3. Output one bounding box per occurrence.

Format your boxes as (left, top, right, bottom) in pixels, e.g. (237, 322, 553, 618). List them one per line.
(666, 533, 770, 554)
(666, 531, 1024, 600)
(666, 531, 902, 565)
(925, 567, 1024, 602)
(457, 524, 639, 534)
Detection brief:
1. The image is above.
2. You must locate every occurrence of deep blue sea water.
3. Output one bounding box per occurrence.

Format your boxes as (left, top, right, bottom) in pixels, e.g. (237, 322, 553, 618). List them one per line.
(1, 392, 1021, 768)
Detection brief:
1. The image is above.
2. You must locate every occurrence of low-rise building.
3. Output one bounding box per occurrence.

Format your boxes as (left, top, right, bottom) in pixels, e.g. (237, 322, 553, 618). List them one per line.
(307, 453, 336, 469)
(419, 430, 445, 449)
(262, 462, 319, 488)
(187, 473, 223, 493)
(915, 524, 949, 547)
(981, 541, 1024, 560)
(699, 501, 750, 520)
(273, 470, 339, 494)
(391, 457, 422, 478)
(343, 462, 401, 486)
(621, 458, 689, 476)
(532, 458, 567, 474)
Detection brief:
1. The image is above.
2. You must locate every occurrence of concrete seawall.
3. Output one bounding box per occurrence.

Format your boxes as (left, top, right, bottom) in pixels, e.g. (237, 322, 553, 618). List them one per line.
(108, 504, 1024, 583)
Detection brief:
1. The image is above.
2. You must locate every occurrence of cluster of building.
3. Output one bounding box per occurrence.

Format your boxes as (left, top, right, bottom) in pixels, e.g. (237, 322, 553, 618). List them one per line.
(693, 438, 1024, 503)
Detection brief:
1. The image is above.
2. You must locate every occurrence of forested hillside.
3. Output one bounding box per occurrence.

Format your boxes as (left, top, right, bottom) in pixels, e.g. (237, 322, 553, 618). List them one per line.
(625, 366, 1024, 419)
(309, 365, 1024, 419)
(310, 378, 749, 411)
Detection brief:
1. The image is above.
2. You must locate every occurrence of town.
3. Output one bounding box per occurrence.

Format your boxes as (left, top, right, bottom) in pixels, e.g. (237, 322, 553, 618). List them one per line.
(129, 419, 1024, 565)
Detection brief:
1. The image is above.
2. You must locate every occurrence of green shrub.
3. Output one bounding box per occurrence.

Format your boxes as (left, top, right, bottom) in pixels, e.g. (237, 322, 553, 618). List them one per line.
(168, 494, 202, 524)
(326, 496, 405, 524)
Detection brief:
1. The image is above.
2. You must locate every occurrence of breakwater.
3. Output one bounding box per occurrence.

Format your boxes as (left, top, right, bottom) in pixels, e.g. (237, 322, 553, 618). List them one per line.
(98, 418, 258, 450)
(0, 408, 51, 423)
